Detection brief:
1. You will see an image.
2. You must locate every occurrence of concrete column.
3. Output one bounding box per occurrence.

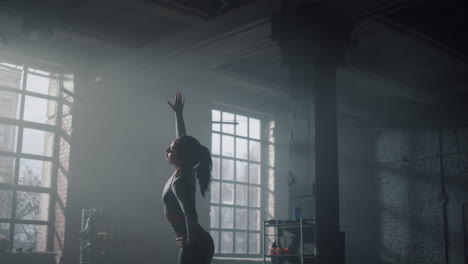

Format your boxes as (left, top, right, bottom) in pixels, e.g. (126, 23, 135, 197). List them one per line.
(272, 4, 348, 263)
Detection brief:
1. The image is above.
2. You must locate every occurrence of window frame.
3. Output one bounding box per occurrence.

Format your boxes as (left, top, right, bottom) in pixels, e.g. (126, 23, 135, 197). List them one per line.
(0, 62, 73, 252)
(209, 105, 274, 259)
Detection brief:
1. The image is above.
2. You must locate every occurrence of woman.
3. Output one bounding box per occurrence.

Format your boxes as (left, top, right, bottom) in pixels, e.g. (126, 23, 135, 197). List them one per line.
(163, 92, 215, 264)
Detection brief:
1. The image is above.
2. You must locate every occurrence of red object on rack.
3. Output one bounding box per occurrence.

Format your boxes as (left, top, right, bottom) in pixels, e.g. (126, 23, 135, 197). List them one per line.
(275, 247, 283, 255)
(270, 247, 276, 255)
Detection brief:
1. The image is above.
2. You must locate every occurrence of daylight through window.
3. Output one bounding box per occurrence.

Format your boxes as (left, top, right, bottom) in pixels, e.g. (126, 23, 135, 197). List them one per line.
(210, 109, 267, 256)
(0, 62, 74, 258)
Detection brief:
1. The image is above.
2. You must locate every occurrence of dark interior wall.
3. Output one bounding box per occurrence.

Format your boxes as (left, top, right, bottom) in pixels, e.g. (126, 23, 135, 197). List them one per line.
(373, 127, 468, 263)
(287, 96, 468, 264)
(288, 98, 316, 219)
(337, 114, 378, 264)
(444, 129, 468, 264)
(336, 114, 468, 264)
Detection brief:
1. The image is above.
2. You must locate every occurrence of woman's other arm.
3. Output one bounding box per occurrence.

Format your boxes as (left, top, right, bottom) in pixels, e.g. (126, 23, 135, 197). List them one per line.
(172, 176, 199, 247)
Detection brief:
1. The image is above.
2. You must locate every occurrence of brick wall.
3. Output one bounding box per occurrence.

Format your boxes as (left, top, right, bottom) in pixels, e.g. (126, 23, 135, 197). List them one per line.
(374, 128, 468, 263)
(54, 137, 70, 262)
(53, 76, 73, 262)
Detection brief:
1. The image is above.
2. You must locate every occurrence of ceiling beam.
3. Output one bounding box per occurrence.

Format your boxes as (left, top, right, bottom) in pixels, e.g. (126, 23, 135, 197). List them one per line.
(134, 1, 204, 26)
(376, 17, 468, 64)
(94, 0, 282, 81)
(0, 7, 136, 52)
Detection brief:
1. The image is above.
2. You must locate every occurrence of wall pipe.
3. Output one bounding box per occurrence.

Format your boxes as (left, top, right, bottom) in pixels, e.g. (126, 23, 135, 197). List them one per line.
(438, 128, 450, 264)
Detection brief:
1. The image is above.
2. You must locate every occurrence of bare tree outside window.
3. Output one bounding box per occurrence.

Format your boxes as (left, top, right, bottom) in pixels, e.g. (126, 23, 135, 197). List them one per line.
(0, 62, 73, 259)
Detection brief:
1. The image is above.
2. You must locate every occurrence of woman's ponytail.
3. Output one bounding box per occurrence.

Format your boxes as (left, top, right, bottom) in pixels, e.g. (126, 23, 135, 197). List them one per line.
(196, 145, 212, 197)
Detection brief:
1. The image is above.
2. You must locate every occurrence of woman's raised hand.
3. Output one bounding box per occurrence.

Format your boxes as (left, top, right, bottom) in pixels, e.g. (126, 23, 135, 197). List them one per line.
(167, 92, 185, 113)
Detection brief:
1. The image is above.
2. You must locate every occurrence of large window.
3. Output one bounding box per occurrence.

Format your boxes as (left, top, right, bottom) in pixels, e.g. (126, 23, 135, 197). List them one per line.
(210, 109, 275, 258)
(0, 61, 73, 257)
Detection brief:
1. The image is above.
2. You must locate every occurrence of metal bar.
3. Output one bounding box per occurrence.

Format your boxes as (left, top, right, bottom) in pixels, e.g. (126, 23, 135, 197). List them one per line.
(260, 119, 265, 258)
(0, 63, 23, 72)
(300, 217, 303, 264)
(438, 129, 450, 264)
(463, 203, 468, 264)
(0, 85, 62, 102)
(47, 75, 64, 251)
(211, 131, 263, 143)
(233, 114, 237, 255)
(263, 220, 266, 264)
(0, 85, 21, 94)
(215, 111, 222, 255)
(0, 116, 60, 133)
(314, 219, 317, 257)
(80, 209, 85, 264)
(0, 183, 54, 193)
(0, 218, 49, 225)
(0, 151, 16, 158)
(25, 70, 63, 80)
(211, 154, 262, 166)
(289, 194, 314, 199)
(246, 116, 251, 254)
(210, 223, 263, 233)
(0, 151, 55, 162)
(209, 179, 261, 188)
(211, 121, 239, 125)
(8, 66, 28, 251)
(264, 223, 315, 228)
(274, 219, 277, 263)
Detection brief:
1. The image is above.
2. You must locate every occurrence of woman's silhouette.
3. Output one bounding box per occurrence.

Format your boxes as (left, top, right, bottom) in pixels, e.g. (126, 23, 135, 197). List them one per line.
(163, 92, 215, 264)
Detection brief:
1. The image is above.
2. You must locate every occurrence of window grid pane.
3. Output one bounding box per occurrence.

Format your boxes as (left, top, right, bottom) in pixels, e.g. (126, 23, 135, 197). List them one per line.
(212, 157, 220, 179)
(0, 223, 10, 240)
(0, 90, 21, 119)
(220, 231, 234, 253)
(211, 180, 220, 204)
(0, 156, 15, 184)
(14, 224, 48, 251)
(221, 183, 234, 205)
(211, 230, 219, 253)
(221, 159, 234, 181)
(211, 109, 263, 256)
(18, 159, 53, 187)
(210, 206, 220, 228)
(0, 63, 74, 253)
(212, 110, 221, 132)
(23, 96, 57, 125)
(221, 206, 234, 229)
(21, 128, 54, 157)
(16, 191, 50, 221)
(248, 233, 260, 254)
(0, 125, 18, 152)
(235, 232, 248, 254)
(222, 112, 235, 134)
(0, 190, 13, 218)
(221, 135, 234, 157)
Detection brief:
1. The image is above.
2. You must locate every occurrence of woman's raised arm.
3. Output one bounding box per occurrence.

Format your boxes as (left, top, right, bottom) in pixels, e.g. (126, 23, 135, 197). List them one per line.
(167, 92, 186, 137)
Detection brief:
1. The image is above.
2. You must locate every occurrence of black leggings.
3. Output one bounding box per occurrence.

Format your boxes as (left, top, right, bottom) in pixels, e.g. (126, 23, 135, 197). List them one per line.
(178, 228, 214, 264)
